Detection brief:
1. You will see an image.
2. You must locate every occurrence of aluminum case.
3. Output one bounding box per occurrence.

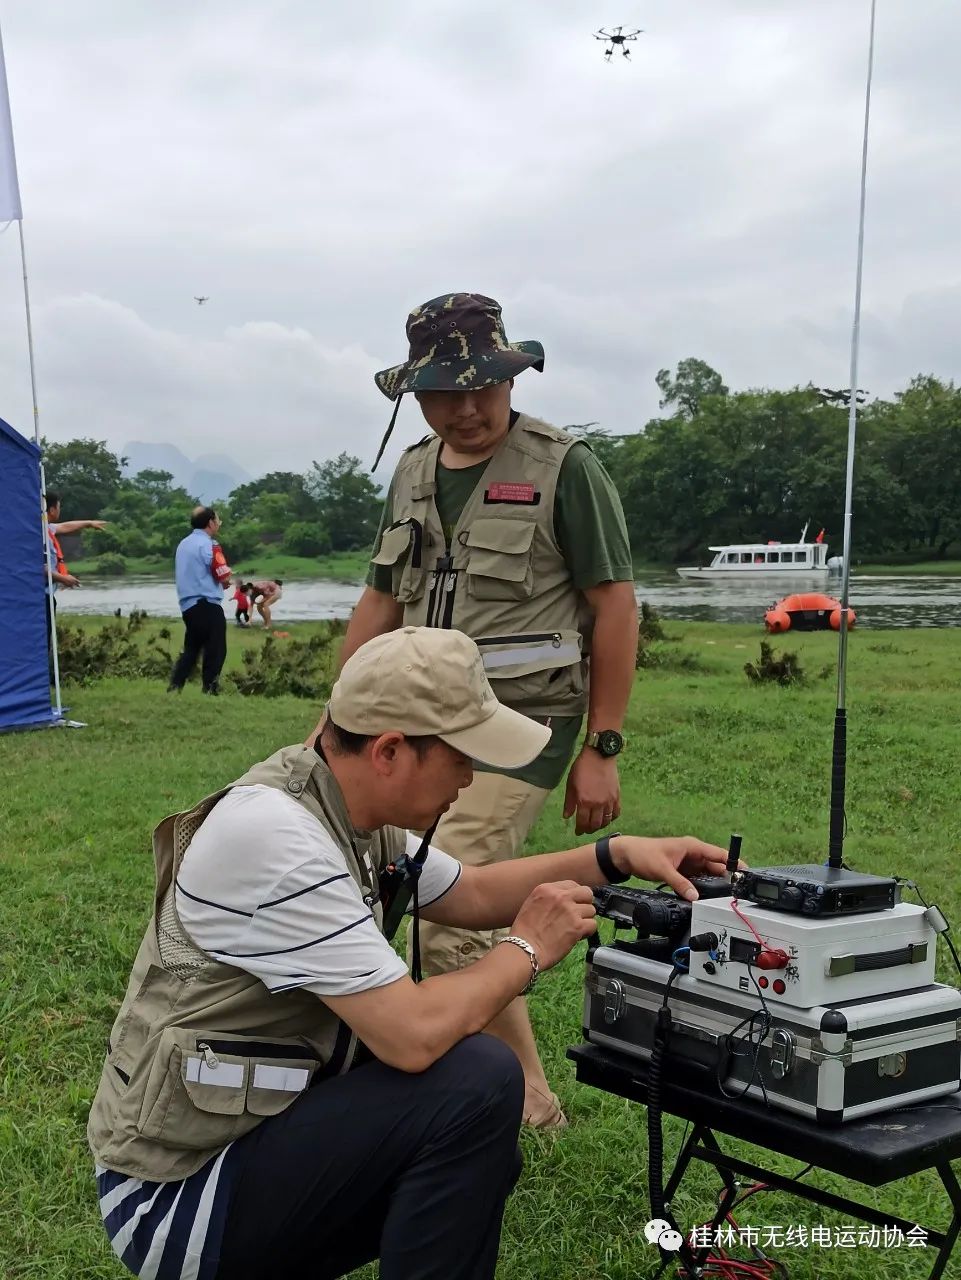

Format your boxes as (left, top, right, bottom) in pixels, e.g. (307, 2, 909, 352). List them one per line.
(584, 944, 961, 1124)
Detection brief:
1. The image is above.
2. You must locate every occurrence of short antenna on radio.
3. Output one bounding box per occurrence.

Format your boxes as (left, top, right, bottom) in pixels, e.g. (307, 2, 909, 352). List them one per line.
(829, 0, 877, 870)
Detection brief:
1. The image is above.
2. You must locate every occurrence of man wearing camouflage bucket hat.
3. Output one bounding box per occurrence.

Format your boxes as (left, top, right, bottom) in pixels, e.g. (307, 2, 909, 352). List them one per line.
(310, 292, 638, 1128)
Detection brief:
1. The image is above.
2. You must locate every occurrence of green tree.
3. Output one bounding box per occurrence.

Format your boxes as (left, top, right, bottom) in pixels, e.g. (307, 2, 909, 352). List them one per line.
(42, 438, 125, 515)
(305, 453, 382, 551)
(282, 521, 332, 557)
(655, 358, 729, 418)
(875, 378, 961, 556)
(564, 424, 627, 473)
(227, 472, 316, 523)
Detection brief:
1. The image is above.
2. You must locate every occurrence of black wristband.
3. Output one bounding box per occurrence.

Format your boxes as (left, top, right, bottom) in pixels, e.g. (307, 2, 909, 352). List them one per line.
(595, 833, 629, 884)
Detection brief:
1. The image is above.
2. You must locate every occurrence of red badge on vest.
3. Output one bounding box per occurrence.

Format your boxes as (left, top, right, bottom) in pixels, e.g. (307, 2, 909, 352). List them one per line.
(484, 482, 540, 505)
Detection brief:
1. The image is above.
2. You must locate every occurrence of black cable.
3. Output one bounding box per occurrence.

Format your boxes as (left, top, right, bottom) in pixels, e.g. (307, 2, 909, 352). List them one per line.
(896, 877, 961, 981)
(716, 967, 773, 1102)
(648, 966, 683, 1220)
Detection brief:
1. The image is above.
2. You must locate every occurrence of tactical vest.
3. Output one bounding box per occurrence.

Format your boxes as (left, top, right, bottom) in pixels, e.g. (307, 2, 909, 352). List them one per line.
(372, 414, 591, 718)
(87, 745, 405, 1183)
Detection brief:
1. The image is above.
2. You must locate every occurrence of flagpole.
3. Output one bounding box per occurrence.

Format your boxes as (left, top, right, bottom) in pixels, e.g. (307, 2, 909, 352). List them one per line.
(2, 17, 63, 721)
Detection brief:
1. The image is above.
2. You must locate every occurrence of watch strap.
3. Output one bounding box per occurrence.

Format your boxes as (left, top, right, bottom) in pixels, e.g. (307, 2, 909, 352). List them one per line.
(595, 832, 629, 884)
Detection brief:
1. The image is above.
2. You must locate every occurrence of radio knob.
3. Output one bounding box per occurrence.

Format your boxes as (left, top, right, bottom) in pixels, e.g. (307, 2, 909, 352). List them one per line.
(780, 887, 803, 908)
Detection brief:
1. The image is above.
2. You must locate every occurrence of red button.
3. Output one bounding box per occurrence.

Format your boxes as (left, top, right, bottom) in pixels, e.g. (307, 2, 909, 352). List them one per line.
(758, 977, 769, 988)
(772, 979, 786, 995)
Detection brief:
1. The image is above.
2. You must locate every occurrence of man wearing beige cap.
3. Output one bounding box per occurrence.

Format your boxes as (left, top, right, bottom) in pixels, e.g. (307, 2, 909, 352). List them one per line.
(88, 627, 725, 1280)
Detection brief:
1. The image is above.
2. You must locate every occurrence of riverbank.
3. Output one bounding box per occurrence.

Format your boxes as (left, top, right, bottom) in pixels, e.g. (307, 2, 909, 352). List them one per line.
(3, 622, 959, 1278)
(67, 548, 371, 582)
(68, 550, 961, 582)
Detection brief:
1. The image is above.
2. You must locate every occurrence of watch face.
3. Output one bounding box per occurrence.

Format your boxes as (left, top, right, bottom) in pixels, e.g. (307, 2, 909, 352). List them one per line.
(597, 730, 623, 757)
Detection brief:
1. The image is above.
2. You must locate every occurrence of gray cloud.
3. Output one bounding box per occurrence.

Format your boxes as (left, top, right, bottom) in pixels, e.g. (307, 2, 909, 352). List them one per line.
(0, 0, 959, 476)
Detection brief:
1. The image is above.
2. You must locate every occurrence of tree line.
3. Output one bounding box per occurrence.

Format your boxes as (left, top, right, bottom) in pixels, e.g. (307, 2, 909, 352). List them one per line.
(42, 361, 961, 570)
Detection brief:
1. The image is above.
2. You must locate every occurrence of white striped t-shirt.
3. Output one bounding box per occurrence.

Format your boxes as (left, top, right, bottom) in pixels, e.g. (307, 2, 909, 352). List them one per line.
(96, 785, 462, 1278)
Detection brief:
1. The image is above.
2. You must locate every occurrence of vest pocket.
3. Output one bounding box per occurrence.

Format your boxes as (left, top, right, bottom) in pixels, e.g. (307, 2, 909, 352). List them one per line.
(474, 628, 585, 710)
(137, 1027, 320, 1148)
(465, 519, 536, 601)
(371, 521, 426, 603)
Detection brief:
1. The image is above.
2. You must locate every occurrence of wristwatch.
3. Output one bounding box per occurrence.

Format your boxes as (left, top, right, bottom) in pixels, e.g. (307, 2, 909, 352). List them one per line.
(585, 729, 624, 758)
(595, 832, 630, 884)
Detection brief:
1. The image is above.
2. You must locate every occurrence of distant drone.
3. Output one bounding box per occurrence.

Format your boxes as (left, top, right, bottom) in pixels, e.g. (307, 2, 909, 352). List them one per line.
(593, 26, 643, 61)
(194, 296, 209, 305)
(816, 386, 867, 407)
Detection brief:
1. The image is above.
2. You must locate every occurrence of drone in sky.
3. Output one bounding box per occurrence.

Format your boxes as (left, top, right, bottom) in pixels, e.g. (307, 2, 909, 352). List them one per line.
(815, 386, 868, 407)
(593, 26, 643, 61)
(194, 296, 209, 305)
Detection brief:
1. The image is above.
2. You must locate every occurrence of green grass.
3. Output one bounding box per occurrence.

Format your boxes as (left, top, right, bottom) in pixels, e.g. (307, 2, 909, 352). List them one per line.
(67, 548, 371, 582)
(3, 621, 961, 1277)
(855, 560, 961, 576)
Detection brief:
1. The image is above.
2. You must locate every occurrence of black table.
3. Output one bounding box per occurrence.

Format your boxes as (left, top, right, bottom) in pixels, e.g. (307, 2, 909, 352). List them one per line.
(568, 1043, 961, 1279)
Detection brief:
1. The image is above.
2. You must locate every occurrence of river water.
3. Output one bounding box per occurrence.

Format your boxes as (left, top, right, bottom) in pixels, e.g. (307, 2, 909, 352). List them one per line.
(55, 571, 961, 629)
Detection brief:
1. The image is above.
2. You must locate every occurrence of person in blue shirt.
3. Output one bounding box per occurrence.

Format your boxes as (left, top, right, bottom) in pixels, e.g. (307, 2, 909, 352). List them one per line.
(168, 506, 232, 695)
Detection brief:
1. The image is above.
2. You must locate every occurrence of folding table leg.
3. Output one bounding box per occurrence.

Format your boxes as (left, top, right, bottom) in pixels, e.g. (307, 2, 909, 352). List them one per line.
(928, 1161, 961, 1280)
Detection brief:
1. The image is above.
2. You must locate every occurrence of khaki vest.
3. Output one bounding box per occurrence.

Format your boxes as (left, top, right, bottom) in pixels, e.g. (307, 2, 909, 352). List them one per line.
(372, 413, 591, 718)
(87, 745, 405, 1183)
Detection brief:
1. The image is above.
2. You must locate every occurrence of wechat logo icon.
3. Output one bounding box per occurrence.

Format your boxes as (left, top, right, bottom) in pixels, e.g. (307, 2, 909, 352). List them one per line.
(644, 1218, 683, 1252)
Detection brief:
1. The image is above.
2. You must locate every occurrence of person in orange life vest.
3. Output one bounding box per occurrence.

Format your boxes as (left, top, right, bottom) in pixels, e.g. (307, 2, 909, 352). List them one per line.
(42, 491, 109, 646)
(168, 506, 233, 696)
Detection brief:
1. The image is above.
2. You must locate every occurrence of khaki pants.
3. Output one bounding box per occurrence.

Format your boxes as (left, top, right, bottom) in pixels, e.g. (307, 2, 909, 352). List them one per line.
(410, 770, 551, 977)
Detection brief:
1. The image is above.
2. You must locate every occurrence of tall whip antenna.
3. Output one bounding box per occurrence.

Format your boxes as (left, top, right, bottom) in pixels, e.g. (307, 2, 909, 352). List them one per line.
(828, 0, 877, 868)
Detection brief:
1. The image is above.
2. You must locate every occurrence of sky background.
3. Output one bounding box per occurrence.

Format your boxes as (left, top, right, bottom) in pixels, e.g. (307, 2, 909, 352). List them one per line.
(1, 0, 959, 480)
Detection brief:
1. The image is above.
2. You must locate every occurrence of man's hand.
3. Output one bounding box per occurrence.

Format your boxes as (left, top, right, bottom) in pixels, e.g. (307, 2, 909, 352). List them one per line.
(611, 835, 736, 901)
(59, 573, 80, 589)
(562, 748, 620, 836)
(509, 880, 597, 971)
(88, 520, 108, 531)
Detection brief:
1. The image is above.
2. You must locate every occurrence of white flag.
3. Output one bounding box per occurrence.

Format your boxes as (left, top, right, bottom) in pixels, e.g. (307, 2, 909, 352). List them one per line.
(0, 26, 23, 222)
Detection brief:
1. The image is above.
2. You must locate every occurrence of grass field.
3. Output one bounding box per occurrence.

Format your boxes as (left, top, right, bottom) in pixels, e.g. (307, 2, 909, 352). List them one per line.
(2, 620, 961, 1278)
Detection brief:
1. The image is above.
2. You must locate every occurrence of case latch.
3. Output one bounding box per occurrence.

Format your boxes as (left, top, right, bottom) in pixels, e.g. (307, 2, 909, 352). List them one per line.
(878, 1053, 907, 1079)
(771, 1028, 797, 1079)
(603, 978, 626, 1025)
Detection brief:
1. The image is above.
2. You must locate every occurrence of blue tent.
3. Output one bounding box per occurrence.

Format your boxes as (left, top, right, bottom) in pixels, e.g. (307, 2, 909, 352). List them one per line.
(0, 416, 58, 731)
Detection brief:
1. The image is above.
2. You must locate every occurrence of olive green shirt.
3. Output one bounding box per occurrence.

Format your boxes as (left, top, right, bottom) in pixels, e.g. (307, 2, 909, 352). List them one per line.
(367, 439, 633, 789)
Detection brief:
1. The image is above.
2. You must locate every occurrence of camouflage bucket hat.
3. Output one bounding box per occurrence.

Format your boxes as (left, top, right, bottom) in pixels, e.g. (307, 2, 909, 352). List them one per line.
(374, 293, 544, 401)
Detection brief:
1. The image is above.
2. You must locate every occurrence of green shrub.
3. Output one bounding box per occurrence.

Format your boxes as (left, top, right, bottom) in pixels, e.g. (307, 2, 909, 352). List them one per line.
(56, 615, 171, 685)
(230, 624, 344, 699)
(744, 640, 805, 686)
(635, 601, 666, 668)
(93, 553, 127, 576)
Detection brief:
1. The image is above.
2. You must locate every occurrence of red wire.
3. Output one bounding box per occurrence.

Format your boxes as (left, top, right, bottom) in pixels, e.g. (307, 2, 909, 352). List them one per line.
(676, 1195, 785, 1280)
(730, 899, 768, 948)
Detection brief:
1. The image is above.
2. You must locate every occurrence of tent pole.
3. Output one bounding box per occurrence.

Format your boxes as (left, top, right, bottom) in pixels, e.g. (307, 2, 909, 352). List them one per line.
(19, 218, 63, 719)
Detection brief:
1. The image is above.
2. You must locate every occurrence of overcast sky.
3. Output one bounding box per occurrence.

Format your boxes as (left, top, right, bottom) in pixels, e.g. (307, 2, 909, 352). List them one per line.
(1, 0, 959, 479)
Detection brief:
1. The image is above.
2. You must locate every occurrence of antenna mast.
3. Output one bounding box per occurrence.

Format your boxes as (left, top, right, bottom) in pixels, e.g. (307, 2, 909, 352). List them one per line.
(828, 0, 877, 868)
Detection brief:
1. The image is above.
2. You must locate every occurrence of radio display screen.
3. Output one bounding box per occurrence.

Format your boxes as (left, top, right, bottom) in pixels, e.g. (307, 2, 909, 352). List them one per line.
(754, 882, 779, 900)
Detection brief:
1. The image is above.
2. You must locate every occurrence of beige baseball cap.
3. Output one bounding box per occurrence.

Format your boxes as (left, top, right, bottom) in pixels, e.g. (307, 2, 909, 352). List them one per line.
(328, 626, 551, 769)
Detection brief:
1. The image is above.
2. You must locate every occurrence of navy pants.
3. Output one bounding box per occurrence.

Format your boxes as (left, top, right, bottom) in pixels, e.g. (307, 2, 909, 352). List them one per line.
(169, 600, 227, 691)
(215, 1035, 525, 1280)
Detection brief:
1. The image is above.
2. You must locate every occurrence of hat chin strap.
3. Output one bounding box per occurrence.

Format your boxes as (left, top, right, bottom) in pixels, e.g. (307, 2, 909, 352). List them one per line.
(372, 393, 404, 472)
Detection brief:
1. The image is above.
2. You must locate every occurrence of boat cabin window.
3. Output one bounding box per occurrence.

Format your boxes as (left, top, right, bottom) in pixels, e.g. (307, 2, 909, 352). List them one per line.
(794, 551, 807, 563)
(740, 553, 752, 563)
(767, 552, 780, 563)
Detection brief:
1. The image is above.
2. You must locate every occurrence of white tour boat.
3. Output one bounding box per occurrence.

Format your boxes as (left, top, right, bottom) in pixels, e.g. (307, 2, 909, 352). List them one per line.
(676, 523, 832, 580)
